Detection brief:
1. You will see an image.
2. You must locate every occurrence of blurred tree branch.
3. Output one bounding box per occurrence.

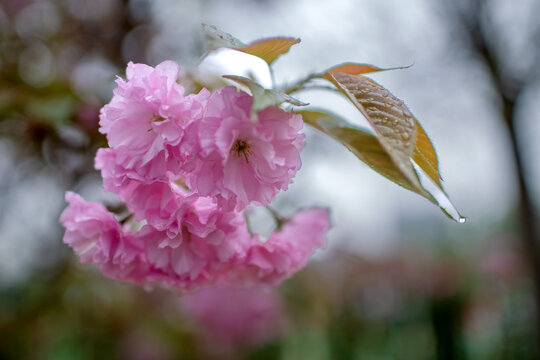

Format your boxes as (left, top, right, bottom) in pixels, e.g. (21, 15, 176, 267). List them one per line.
(442, 0, 540, 356)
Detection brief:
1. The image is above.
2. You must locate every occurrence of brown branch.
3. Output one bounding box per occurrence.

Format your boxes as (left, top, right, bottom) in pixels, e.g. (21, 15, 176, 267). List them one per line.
(446, 0, 540, 355)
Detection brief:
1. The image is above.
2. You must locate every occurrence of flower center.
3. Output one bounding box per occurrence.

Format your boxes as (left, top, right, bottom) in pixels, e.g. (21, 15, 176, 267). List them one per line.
(152, 114, 166, 122)
(231, 139, 251, 163)
(148, 114, 166, 132)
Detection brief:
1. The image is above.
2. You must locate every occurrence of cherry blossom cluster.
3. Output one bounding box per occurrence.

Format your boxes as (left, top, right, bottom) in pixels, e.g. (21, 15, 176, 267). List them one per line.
(60, 60, 330, 291)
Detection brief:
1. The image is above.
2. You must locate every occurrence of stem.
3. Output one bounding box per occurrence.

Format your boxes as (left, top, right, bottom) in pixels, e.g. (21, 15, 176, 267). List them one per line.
(269, 65, 277, 89)
(281, 73, 324, 94)
(289, 85, 343, 95)
(266, 206, 286, 231)
(119, 212, 134, 225)
(244, 211, 253, 236)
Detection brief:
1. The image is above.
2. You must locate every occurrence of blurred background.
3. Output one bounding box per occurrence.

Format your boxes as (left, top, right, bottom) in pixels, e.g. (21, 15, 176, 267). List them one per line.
(0, 0, 539, 359)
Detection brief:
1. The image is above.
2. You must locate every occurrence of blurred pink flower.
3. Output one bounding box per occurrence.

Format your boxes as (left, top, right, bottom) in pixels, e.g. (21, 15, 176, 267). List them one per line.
(188, 86, 305, 209)
(181, 286, 283, 351)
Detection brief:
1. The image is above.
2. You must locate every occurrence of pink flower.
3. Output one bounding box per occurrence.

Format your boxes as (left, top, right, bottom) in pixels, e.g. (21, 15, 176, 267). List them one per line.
(61, 60, 327, 293)
(181, 286, 283, 352)
(135, 195, 252, 291)
(60, 192, 330, 290)
(188, 86, 305, 209)
(60, 192, 148, 283)
(234, 208, 330, 285)
(94, 151, 185, 232)
(98, 61, 209, 184)
(59, 192, 254, 292)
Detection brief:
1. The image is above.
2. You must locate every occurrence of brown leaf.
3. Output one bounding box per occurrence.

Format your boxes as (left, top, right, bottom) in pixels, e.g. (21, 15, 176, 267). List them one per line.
(240, 38, 300, 65)
(323, 63, 412, 82)
(329, 72, 421, 192)
(412, 119, 442, 187)
(203, 25, 299, 65)
(323, 63, 386, 81)
(306, 71, 463, 221)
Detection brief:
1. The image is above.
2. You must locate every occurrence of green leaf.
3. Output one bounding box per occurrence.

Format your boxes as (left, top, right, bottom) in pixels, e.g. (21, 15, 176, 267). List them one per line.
(223, 75, 308, 116)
